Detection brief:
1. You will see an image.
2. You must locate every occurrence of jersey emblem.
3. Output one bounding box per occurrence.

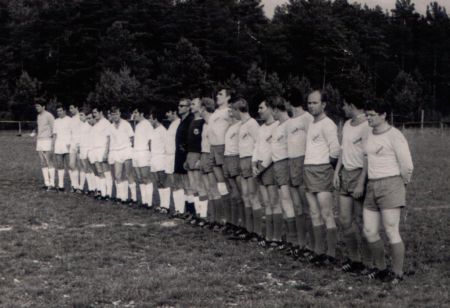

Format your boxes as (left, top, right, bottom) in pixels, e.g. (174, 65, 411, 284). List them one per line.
(375, 146, 384, 154)
(353, 137, 362, 144)
(312, 134, 320, 142)
(194, 128, 200, 135)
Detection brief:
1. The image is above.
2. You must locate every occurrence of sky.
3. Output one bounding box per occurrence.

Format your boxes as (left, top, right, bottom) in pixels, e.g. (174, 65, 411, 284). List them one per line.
(262, 0, 450, 17)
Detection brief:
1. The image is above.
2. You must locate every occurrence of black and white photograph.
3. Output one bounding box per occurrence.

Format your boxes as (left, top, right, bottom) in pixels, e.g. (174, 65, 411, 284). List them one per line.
(0, 0, 449, 306)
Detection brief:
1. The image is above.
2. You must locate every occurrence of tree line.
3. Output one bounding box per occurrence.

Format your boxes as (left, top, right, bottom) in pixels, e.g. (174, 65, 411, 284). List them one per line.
(0, 0, 449, 122)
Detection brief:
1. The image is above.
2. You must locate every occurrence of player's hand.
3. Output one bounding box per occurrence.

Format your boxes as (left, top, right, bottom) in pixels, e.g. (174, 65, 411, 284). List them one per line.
(352, 182, 365, 199)
(194, 160, 201, 169)
(333, 172, 340, 189)
(183, 161, 188, 171)
(252, 166, 259, 177)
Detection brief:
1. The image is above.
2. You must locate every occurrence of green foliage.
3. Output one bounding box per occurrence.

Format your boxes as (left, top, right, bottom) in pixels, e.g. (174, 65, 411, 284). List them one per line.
(9, 71, 41, 120)
(386, 71, 423, 118)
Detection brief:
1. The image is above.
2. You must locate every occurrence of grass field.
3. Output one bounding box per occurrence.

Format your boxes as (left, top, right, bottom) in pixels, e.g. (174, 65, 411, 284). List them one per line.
(0, 130, 448, 307)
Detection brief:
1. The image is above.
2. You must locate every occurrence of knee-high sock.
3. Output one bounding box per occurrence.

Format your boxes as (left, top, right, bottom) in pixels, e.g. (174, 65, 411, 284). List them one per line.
(104, 172, 113, 197)
(88, 173, 95, 191)
(139, 184, 147, 204)
(122, 182, 129, 200)
(361, 236, 373, 267)
(296, 214, 307, 248)
(41, 167, 50, 187)
(79, 171, 86, 190)
(48, 168, 55, 187)
(69, 170, 74, 188)
(252, 208, 263, 236)
(272, 213, 283, 242)
(326, 227, 337, 257)
(391, 241, 405, 276)
(313, 225, 326, 255)
(231, 197, 240, 225)
(265, 214, 274, 241)
(306, 215, 315, 251)
(129, 183, 137, 201)
(100, 178, 107, 196)
(74, 170, 80, 189)
(285, 217, 298, 245)
(245, 207, 253, 233)
(343, 225, 360, 261)
(115, 181, 121, 200)
(238, 198, 246, 227)
(162, 188, 172, 209)
(173, 189, 185, 213)
(145, 183, 154, 207)
(70, 170, 79, 189)
(57, 169, 65, 188)
(199, 196, 208, 218)
(369, 239, 386, 270)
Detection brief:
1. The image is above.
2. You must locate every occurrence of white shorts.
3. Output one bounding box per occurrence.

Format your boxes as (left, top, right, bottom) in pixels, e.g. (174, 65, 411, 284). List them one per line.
(109, 148, 133, 165)
(89, 148, 107, 164)
(36, 138, 52, 152)
(69, 143, 78, 154)
(165, 154, 175, 174)
(151, 153, 167, 172)
(133, 150, 151, 168)
(80, 147, 89, 160)
(54, 139, 70, 154)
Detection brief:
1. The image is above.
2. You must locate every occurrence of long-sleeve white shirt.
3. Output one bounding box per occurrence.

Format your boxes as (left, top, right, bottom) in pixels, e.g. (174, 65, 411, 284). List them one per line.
(341, 119, 370, 170)
(37, 110, 55, 139)
(91, 118, 113, 149)
(134, 120, 153, 151)
(364, 126, 413, 183)
(70, 114, 83, 146)
(286, 112, 314, 158)
(165, 118, 180, 155)
(305, 116, 340, 165)
(110, 119, 134, 151)
(238, 117, 259, 158)
(53, 116, 72, 144)
(224, 121, 241, 156)
(253, 120, 278, 168)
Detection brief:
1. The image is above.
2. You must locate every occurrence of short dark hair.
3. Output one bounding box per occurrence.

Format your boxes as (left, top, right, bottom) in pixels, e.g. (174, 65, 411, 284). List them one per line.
(233, 98, 249, 113)
(110, 106, 120, 114)
(149, 108, 166, 123)
(55, 103, 65, 111)
(287, 87, 306, 107)
(267, 96, 287, 112)
(201, 97, 216, 113)
(92, 105, 104, 113)
(364, 98, 390, 115)
(133, 106, 148, 117)
(69, 103, 79, 109)
(308, 89, 329, 103)
(81, 106, 91, 115)
(34, 97, 46, 106)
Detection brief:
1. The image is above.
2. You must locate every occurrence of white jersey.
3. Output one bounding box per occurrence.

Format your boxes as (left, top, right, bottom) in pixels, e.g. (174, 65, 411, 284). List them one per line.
(134, 120, 153, 151)
(201, 123, 210, 153)
(365, 126, 413, 183)
(151, 125, 167, 171)
(79, 122, 92, 150)
(305, 116, 340, 165)
(341, 119, 370, 170)
(224, 121, 241, 156)
(91, 118, 113, 149)
(70, 114, 83, 146)
(286, 112, 313, 158)
(253, 120, 279, 168)
(53, 116, 72, 144)
(271, 120, 289, 162)
(208, 107, 230, 146)
(165, 118, 180, 155)
(37, 110, 55, 139)
(238, 117, 259, 158)
(110, 119, 134, 151)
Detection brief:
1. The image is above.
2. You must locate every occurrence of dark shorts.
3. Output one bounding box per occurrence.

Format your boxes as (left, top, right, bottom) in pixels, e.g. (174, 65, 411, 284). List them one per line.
(210, 144, 225, 166)
(186, 152, 201, 171)
(274, 159, 290, 187)
(239, 157, 253, 179)
(304, 164, 334, 193)
(152, 171, 167, 188)
(200, 152, 214, 174)
(223, 155, 240, 178)
(289, 156, 305, 187)
(174, 150, 188, 174)
(339, 168, 364, 197)
(364, 176, 406, 212)
(257, 162, 276, 186)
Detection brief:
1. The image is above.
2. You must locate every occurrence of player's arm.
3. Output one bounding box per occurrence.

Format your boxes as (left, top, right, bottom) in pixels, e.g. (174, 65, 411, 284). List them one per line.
(103, 135, 110, 161)
(333, 152, 343, 189)
(352, 155, 368, 199)
(393, 132, 414, 184)
(324, 122, 340, 168)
